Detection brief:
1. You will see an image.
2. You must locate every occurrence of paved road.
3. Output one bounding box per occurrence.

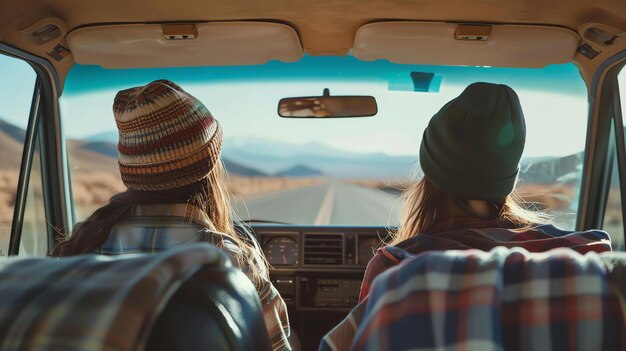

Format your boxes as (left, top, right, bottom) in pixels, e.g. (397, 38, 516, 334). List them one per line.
(233, 182, 401, 225)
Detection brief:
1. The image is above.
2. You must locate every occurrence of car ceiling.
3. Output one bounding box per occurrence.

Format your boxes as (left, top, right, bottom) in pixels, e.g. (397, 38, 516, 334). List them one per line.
(1, 0, 626, 88)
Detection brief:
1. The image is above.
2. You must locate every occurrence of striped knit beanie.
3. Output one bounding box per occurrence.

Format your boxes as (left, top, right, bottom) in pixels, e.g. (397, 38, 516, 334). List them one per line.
(113, 79, 222, 191)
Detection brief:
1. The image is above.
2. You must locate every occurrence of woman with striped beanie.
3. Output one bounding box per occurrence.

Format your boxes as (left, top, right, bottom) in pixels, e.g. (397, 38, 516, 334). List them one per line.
(52, 79, 292, 351)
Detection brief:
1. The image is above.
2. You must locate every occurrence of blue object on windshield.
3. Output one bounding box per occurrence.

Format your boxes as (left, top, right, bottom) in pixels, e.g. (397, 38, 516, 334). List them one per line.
(387, 71, 442, 93)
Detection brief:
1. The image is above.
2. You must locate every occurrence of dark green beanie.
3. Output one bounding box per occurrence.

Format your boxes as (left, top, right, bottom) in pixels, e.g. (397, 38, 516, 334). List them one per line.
(419, 82, 526, 201)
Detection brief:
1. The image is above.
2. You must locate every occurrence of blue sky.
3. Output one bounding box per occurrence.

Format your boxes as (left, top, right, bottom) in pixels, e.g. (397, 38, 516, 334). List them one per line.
(1, 54, 598, 157)
(0, 54, 37, 130)
(60, 56, 591, 158)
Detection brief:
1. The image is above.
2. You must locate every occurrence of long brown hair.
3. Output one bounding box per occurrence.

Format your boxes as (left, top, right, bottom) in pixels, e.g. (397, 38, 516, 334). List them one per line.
(51, 161, 268, 286)
(389, 176, 550, 246)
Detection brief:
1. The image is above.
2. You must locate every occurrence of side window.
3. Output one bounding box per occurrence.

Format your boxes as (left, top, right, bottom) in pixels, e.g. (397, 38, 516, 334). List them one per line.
(0, 53, 47, 256)
(604, 68, 626, 251)
(20, 137, 47, 256)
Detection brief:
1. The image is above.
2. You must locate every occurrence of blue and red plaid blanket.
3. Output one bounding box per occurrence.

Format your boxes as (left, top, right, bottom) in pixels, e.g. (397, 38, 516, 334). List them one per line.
(321, 247, 626, 351)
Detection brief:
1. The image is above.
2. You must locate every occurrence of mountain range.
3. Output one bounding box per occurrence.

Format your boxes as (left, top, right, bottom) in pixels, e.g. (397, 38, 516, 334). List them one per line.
(0, 119, 617, 185)
(78, 130, 593, 182)
(221, 137, 416, 179)
(82, 130, 414, 178)
(0, 120, 326, 177)
(81, 132, 327, 177)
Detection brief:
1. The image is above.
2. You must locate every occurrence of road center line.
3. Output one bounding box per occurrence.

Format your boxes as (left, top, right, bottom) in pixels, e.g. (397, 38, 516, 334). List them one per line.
(315, 184, 336, 225)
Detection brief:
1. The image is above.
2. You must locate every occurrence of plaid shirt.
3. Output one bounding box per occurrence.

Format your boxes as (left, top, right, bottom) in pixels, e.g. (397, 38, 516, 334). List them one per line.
(0, 243, 229, 350)
(359, 218, 612, 301)
(321, 248, 626, 351)
(98, 204, 291, 351)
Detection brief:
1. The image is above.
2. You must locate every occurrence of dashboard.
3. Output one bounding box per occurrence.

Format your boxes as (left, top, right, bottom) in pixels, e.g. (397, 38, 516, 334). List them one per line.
(252, 225, 389, 308)
(250, 225, 390, 349)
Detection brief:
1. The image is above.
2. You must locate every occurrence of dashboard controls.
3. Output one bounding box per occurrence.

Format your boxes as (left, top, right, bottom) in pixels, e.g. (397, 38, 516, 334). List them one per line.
(298, 276, 361, 309)
(314, 279, 360, 307)
(272, 275, 296, 305)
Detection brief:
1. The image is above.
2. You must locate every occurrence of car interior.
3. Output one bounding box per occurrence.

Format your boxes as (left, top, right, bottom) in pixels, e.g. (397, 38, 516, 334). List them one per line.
(1, 0, 626, 350)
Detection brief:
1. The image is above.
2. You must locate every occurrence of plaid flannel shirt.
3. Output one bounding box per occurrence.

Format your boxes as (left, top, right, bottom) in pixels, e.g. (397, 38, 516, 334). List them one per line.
(321, 248, 626, 351)
(359, 218, 612, 301)
(97, 204, 291, 351)
(0, 243, 228, 351)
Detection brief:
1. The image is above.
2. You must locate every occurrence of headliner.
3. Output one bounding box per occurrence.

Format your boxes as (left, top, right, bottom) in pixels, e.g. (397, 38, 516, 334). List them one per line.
(1, 0, 626, 87)
(2, 0, 626, 54)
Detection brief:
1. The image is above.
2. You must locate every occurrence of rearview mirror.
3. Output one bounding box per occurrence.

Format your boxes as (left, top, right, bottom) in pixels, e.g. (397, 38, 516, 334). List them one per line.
(278, 89, 378, 118)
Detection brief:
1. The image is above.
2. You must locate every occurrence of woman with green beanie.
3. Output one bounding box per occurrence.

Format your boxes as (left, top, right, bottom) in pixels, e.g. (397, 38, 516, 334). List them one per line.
(319, 82, 612, 351)
(358, 81, 611, 300)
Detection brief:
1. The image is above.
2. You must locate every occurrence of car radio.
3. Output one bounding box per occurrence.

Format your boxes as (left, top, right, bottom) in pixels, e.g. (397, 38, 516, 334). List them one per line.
(297, 275, 361, 309)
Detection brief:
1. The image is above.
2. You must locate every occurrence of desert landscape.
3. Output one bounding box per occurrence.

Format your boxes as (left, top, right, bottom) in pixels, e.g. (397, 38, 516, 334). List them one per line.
(0, 117, 623, 254)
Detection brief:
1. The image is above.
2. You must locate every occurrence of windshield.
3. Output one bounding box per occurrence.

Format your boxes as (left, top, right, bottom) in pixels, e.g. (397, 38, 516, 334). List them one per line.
(60, 56, 588, 228)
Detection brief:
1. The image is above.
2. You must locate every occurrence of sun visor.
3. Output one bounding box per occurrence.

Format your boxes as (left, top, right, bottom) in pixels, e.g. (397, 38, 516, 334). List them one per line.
(353, 22, 580, 68)
(66, 22, 303, 68)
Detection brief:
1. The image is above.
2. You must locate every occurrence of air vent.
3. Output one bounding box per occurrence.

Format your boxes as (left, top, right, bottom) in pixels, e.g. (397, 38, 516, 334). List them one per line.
(303, 234, 343, 265)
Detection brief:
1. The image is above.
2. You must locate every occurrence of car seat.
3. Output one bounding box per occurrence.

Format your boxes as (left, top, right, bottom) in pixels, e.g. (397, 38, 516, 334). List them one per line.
(145, 255, 271, 351)
(0, 243, 270, 351)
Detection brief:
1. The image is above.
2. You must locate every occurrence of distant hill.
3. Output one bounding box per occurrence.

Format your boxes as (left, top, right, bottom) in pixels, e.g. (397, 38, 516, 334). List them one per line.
(66, 140, 120, 173)
(520, 153, 582, 184)
(0, 118, 26, 143)
(223, 159, 267, 177)
(82, 141, 118, 158)
(222, 137, 415, 179)
(0, 121, 269, 177)
(0, 117, 118, 173)
(275, 164, 324, 177)
(0, 117, 28, 169)
(85, 131, 118, 143)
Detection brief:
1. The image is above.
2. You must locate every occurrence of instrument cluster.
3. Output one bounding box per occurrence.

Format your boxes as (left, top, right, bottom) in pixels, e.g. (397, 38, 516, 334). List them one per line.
(258, 229, 386, 268)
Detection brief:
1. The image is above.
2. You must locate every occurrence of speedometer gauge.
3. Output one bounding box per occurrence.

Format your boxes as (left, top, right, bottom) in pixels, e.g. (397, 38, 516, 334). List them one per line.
(264, 237, 299, 266)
